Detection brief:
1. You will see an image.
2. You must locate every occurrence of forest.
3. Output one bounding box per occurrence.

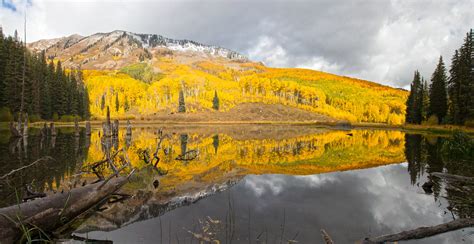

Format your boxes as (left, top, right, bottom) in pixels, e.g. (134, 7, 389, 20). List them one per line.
(0, 28, 90, 122)
(406, 29, 474, 126)
(82, 60, 407, 124)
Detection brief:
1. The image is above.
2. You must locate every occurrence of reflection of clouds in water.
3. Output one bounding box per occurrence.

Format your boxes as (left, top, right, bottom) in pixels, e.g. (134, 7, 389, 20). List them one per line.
(244, 164, 454, 232)
(356, 164, 447, 230)
(84, 163, 470, 243)
(243, 173, 339, 197)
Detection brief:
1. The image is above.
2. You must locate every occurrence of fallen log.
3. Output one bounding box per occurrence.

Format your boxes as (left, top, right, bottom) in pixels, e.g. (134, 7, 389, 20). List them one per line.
(431, 172, 474, 184)
(0, 176, 131, 242)
(362, 218, 474, 243)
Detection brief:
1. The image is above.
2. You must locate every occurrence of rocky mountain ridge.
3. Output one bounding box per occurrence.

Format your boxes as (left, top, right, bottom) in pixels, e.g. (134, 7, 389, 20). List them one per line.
(28, 30, 248, 70)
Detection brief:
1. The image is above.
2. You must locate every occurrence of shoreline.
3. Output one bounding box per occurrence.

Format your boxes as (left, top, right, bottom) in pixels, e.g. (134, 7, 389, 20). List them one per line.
(0, 120, 468, 135)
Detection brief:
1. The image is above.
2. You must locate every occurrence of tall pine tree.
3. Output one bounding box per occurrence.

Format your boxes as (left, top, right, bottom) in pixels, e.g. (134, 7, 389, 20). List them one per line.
(420, 78, 430, 121)
(448, 50, 461, 124)
(0, 31, 90, 121)
(406, 70, 423, 124)
(429, 56, 448, 123)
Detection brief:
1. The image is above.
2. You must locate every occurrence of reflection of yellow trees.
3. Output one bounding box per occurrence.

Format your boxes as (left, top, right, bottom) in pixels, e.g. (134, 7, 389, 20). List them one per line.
(83, 60, 408, 124)
(83, 129, 406, 186)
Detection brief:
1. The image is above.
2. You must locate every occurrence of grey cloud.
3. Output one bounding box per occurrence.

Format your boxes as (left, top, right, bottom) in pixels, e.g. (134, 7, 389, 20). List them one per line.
(1, 0, 473, 88)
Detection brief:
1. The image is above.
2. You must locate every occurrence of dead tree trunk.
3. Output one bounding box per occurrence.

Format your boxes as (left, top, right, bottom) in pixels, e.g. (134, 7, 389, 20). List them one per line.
(9, 122, 21, 138)
(362, 218, 474, 243)
(0, 176, 131, 243)
(50, 122, 57, 137)
(22, 113, 28, 137)
(40, 123, 48, 138)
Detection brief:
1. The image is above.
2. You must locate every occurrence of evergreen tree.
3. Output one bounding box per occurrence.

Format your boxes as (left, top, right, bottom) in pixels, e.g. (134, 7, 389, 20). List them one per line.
(178, 90, 186, 113)
(69, 71, 79, 115)
(420, 78, 430, 121)
(124, 96, 130, 112)
(468, 29, 474, 122)
(406, 71, 423, 124)
(212, 90, 220, 110)
(0, 27, 5, 108)
(53, 61, 67, 116)
(0, 32, 90, 121)
(4, 37, 22, 114)
(83, 87, 90, 119)
(458, 31, 472, 124)
(101, 94, 106, 111)
(429, 56, 448, 123)
(115, 92, 120, 112)
(448, 50, 461, 124)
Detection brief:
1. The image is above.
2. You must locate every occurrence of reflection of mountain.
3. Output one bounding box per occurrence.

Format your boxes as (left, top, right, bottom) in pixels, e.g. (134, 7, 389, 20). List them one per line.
(75, 168, 241, 233)
(73, 128, 406, 233)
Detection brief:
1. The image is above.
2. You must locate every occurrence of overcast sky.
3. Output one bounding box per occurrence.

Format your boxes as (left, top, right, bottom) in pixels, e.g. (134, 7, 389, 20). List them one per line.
(1, 0, 473, 88)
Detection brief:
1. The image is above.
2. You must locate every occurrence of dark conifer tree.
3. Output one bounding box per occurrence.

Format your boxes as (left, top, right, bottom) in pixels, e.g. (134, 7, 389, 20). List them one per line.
(0, 32, 90, 121)
(124, 96, 130, 112)
(429, 56, 448, 123)
(421, 78, 430, 122)
(101, 94, 106, 111)
(457, 31, 472, 124)
(212, 90, 220, 110)
(83, 87, 90, 119)
(406, 70, 423, 124)
(178, 90, 186, 113)
(448, 50, 461, 124)
(0, 27, 5, 108)
(115, 92, 120, 112)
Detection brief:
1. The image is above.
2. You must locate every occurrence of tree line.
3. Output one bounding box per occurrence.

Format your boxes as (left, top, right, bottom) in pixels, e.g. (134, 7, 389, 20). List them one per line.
(406, 29, 473, 126)
(0, 28, 90, 122)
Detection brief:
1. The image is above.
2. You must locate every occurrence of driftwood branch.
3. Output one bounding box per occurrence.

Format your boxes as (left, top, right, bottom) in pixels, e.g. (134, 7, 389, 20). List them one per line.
(0, 175, 133, 242)
(0, 156, 54, 180)
(431, 172, 474, 184)
(362, 218, 474, 243)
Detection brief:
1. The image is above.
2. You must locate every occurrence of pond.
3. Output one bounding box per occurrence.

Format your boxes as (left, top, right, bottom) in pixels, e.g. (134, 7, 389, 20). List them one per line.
(0, 125, 472, 243)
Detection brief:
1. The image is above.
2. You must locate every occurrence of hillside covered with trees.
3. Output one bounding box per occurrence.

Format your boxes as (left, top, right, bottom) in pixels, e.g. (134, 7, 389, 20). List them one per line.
(0, 28, 90, 122)
(24, 30, 408, 125)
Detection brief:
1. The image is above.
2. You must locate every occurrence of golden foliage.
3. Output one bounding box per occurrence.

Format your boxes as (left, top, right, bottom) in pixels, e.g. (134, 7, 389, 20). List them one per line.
(83, 60, 408, 124)
(82, 129, 406, 191)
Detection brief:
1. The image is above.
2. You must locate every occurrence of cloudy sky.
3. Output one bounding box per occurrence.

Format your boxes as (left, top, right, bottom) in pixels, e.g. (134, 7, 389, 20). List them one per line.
(1, 0, 473, 88)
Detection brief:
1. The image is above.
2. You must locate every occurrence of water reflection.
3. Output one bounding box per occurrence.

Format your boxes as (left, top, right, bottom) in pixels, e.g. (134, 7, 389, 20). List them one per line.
(80, 165, 470, 244)
(0, 126, 472, 243)
(405, 134, 473, 219)
(0, 128, 90, 208)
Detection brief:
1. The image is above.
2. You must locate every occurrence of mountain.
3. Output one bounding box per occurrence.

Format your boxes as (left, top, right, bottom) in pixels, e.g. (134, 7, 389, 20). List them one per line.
(27, 30, 408, 125)
(28, 30, 247, 70)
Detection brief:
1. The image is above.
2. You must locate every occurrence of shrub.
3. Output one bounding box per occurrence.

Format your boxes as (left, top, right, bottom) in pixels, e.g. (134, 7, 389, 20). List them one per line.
(29, 114, 42, 123)
(0, 107, 13, 122)
(441, 131, 474, 160)
(52, 113, 59, 121)
(422, 115, 439, 126)
(465, 119, 474, 128)
(59, 115, 82, 122)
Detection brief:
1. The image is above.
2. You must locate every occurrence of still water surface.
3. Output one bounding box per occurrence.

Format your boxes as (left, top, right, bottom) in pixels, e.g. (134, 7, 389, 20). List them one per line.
(0, 125, 472, 243)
